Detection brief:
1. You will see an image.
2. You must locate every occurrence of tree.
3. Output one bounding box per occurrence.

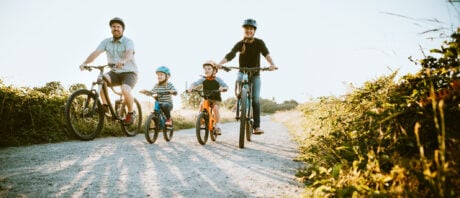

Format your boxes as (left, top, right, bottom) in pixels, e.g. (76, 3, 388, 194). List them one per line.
(34, 81, 66, 96)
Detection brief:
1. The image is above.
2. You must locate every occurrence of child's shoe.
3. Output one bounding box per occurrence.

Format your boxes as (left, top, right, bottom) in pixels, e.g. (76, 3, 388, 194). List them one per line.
(165, 118, 172, 126)
(215, 123, 222, 135)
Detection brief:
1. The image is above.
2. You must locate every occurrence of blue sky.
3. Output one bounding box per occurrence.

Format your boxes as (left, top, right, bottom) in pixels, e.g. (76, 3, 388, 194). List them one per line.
(1, 0, 459, 106)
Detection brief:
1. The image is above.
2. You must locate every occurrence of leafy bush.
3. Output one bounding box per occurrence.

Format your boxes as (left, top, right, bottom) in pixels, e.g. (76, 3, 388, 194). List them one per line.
(0, 82, 201, 147)
(0, 81, 70, 146)
(294, 28, 460, 197)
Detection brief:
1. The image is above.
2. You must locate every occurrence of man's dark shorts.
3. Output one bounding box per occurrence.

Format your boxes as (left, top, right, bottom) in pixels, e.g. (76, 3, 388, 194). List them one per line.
(105, 71, 138, 88)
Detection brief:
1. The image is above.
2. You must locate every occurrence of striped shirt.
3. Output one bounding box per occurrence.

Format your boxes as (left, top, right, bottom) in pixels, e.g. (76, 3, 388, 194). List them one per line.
(151, 82, 177, 103)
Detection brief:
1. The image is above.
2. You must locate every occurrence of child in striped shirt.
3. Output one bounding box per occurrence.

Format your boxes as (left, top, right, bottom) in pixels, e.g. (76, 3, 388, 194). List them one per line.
(140, 66, 177, 125)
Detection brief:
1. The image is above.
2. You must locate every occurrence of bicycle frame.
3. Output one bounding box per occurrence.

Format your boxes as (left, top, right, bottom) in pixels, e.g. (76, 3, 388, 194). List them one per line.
(201, 98, 216, 131)
(151, 95, 169, 130)
(86, 65, 124, 120)
(235, 72, 253, 122)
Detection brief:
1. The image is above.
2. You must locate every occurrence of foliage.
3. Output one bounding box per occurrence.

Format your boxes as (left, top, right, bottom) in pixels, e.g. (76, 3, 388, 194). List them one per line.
(180, 88, 202, 109)
(294, 28, 460, 197)
(0, 82, 70, 146)
(0, 77, 255, 147)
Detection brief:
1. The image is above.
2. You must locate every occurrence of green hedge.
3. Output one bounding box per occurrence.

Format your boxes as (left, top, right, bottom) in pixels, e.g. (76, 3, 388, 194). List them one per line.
(0, 82, 70, 147)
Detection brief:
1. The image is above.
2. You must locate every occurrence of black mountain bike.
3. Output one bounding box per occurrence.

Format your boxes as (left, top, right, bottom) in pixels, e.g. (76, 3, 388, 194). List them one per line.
(65, 64, 142, 140)
(222, 66, 276, 148)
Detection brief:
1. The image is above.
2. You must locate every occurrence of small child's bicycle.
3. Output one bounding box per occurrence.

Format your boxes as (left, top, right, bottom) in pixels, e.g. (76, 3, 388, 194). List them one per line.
(140, 90, 174, 144)
(187, 89, 221, 145)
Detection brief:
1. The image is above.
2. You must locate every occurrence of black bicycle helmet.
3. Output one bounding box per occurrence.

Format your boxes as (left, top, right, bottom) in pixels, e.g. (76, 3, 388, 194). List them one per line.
(242, 18, 257, 30)
(109, 17, 125, 29)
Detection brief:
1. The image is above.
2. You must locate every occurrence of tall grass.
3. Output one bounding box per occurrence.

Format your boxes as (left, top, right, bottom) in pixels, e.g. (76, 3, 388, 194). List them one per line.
(275, 28, 460, 197)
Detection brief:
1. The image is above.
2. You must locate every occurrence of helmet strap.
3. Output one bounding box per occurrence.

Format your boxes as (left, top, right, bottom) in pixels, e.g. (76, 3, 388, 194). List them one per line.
(241, 37, 254, 54)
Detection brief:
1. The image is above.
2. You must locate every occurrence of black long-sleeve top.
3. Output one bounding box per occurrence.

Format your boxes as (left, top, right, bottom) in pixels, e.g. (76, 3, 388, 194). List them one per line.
(224, 37, 270, 76)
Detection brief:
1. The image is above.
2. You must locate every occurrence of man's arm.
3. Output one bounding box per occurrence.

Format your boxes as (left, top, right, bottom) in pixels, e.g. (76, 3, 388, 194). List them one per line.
(80, 50, 103, 70)
(264, 54, 277, 71)
(216, 58, 228, 69)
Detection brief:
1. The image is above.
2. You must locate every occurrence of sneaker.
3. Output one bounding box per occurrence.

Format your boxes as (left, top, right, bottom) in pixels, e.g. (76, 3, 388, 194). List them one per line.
(253, 128, 264, 135)
(123, 112, 136, 125)
(165, 118, 172, 126)
(214, 127, 221, 135)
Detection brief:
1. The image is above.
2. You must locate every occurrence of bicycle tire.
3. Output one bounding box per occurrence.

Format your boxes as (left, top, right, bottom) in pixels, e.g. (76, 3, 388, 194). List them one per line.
(239, 88, 248, 148)
(163, 118, 174, 142)
(246, 105, 253, 142)
(65, 89, 104, 140)
(196, 112, 209, 145)
(119, 98, 142, 137)
(144, 113, 160, 144)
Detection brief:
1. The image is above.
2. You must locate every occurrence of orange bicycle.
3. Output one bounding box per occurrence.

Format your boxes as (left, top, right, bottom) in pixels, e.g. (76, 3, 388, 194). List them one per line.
(187, 89, 222, 145)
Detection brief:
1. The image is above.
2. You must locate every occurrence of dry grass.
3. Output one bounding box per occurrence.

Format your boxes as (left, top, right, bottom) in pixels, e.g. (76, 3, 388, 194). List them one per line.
(272, 110, 305, 136)
(272, 110, 314, 145)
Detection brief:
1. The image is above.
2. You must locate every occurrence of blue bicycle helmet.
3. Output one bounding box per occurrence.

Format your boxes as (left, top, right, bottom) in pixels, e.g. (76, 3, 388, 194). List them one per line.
(156, 66, 171, 76)
(242, 18, 257, 30)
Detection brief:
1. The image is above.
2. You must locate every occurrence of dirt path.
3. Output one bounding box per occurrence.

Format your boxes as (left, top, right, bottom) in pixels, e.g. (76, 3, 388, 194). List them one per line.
(0, 116, 304, 197)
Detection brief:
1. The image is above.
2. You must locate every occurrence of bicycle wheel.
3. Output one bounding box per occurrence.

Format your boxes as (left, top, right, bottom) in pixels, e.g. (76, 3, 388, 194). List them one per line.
(195, 112, 209, 145)
(239, 88, 248, 148)
(119, 98, 142, 137)
(144, 113, 160, 144)
(163, 118, 174, 142)
(65, 89, 104, 140)
(246, 103, 253, 142)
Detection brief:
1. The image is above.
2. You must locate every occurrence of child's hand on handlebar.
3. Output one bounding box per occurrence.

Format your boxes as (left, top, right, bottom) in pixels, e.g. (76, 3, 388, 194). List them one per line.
(219, 87, 228, 92)
(79, 64, 86, 71)
(115, 61, 124, 69)
(139, 89, 151, 95)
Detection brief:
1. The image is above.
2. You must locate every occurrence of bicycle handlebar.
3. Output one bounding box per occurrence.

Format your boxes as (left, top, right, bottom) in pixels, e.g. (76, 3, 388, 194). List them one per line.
(221, 66, 278, 72)
(186, 89, 223, 97)
(82, 64, 116, 71)
(139, 90, 174, 97)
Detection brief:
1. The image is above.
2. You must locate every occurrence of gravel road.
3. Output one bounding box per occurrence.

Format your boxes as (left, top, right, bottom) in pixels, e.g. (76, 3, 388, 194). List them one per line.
(0, 116, 304, 197)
